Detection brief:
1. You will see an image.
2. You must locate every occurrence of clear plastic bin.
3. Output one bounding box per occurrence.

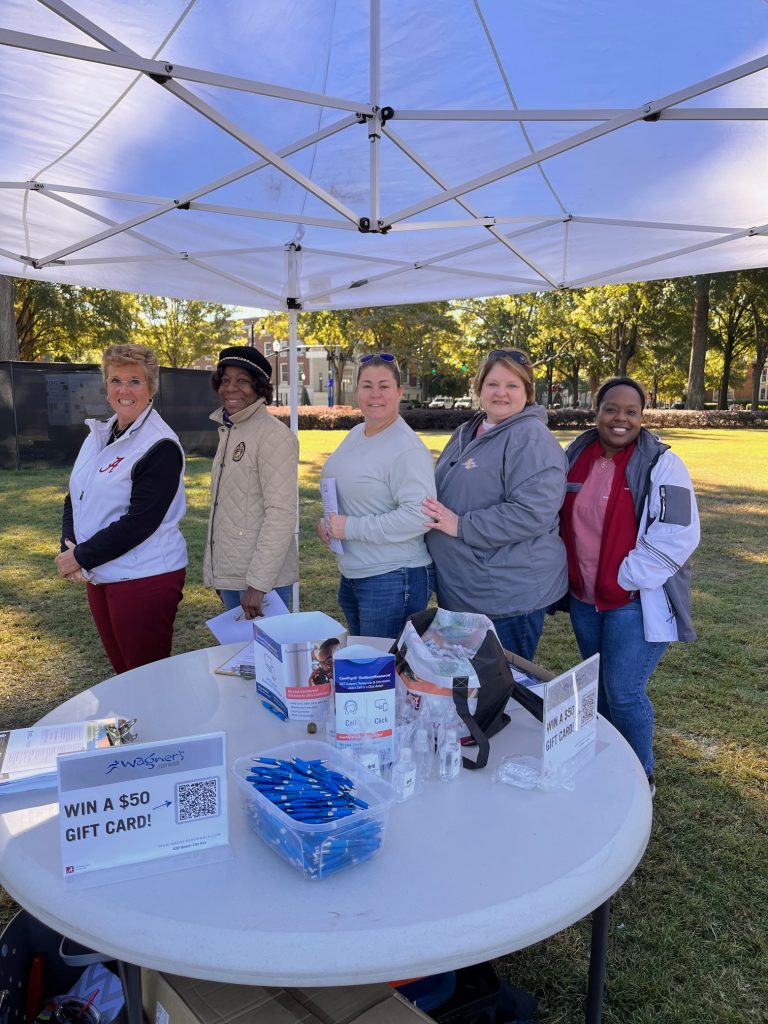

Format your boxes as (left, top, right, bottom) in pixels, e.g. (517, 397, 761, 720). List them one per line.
(232, 740, 395, 880)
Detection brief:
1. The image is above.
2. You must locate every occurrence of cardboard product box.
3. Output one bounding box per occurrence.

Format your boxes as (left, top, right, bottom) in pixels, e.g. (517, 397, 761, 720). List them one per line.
(140, 969, 434, 1024)
(252, 611, 347, 721)
(332, 644, 396, 769)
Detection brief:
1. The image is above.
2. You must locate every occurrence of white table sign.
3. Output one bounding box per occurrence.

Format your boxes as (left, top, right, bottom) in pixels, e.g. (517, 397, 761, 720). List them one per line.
(542, 655, 599, 775)
(57, 732, 228, 879)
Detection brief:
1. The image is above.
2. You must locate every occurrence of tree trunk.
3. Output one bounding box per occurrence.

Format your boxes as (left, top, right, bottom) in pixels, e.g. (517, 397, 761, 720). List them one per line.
(750, 311, 768, 411)
(718, 334, 735, 410)
(570, 365, 580, 407)
(686, 275, 710, 408)
(0, 276, 18, 360)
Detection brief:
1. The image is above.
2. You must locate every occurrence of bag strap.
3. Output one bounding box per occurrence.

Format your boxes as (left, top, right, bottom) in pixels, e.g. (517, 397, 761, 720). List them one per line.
(452, 676, 490, 770)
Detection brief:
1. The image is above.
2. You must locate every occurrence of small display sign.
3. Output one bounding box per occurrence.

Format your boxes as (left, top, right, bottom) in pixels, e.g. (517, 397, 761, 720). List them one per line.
(57, 732, 228, 878)
(541, 655, 599, 776)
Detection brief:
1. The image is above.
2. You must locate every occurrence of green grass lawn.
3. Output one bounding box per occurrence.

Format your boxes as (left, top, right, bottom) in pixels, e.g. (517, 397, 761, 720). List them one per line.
(1, 429, 766, 1023)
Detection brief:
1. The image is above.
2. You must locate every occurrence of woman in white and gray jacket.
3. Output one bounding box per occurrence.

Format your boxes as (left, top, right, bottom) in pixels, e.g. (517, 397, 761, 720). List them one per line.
(559, 377, 701, 793)
(424, 349, 567, 660)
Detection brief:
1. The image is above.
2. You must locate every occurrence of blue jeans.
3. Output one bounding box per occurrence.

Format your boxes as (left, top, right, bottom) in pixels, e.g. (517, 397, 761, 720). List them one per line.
(338, 565, 435, 640)
(569, 596, 668, 777)
(490, 608, 546, 662)
(220, 586, 294, 612)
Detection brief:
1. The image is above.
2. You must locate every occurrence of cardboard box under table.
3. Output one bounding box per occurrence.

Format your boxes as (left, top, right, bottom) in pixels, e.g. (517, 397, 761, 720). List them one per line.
(141, 970, 432, 1024)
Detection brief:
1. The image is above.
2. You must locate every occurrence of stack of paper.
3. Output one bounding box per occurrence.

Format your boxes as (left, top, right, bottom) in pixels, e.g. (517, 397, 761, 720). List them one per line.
(0, 718, 120, 794)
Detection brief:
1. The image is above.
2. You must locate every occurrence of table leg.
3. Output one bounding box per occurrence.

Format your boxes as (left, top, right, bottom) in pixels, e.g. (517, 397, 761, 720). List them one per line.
(584, 898, 611, 1024)
(117, 961, 143, 1024)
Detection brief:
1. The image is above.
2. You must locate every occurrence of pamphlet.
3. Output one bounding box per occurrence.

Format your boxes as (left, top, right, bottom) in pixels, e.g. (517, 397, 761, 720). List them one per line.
(0, 718, 120, 794)
(320, 478, 344, 555)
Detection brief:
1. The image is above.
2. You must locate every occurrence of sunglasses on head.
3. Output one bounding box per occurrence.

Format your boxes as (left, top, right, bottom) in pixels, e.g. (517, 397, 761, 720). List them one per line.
(488, 349, 529, 366)
(360, 352, 397, 365)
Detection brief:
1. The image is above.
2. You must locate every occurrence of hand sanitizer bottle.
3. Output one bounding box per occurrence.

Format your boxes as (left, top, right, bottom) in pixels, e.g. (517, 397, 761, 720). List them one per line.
(413, 727, 433, 789)
(392, 746, 417, 802)
(439, 729, 461, 782)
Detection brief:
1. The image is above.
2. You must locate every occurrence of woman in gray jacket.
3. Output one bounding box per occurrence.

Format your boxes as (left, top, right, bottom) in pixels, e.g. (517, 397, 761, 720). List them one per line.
(424, 349, 567, 660)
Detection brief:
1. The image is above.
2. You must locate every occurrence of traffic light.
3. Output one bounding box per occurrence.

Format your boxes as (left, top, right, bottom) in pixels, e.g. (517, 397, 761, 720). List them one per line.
(430, 362, 437, 374)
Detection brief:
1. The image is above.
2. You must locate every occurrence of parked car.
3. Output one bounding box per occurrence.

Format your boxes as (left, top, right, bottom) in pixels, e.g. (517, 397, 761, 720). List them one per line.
(399, 398, 420, 410)
(428, 395, 454, 409)
(454, 397, 474, 409)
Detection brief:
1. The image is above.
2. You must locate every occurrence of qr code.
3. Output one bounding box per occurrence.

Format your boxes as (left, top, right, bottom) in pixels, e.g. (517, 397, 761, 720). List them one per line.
(176, 777, 219, 822)
(579, 690, 597, 729)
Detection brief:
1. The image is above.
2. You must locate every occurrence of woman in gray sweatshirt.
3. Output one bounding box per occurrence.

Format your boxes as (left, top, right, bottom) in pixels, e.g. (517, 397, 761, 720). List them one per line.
(318, 353, 436, 639)
(424, 349, 567, 660)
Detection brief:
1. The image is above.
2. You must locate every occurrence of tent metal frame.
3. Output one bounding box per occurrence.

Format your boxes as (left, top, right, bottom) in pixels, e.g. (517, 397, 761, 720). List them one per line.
(1, 0, 767, 305)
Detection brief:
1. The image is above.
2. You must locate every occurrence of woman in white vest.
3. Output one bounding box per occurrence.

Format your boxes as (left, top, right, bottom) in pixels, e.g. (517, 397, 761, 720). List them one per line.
(55, 344, 187, 673)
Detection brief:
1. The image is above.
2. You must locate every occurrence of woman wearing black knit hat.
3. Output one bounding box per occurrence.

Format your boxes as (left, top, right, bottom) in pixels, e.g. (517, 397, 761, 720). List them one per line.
(204, 346, 298, 618)
(559, 377, 701, 795)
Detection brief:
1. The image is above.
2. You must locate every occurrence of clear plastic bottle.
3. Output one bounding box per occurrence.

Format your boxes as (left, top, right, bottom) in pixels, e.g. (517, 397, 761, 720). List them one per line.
(439, 728, 461, 782)
(392, 746, 417, 802)
(413, 727, 433, 789)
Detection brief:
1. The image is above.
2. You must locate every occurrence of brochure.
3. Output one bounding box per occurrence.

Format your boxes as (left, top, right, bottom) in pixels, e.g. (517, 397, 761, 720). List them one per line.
(0, 718, 121, 794)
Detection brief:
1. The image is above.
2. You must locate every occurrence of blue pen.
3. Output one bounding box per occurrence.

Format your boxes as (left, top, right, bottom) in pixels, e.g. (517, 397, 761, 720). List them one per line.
(261, 700, 288, 721)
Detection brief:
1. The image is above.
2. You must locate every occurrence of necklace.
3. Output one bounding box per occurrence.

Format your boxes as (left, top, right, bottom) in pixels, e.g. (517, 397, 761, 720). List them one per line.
(108, 423, 130, 445)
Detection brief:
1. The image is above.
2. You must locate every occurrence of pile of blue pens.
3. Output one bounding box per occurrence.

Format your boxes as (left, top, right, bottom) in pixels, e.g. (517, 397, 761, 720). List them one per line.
(243, 755, 384, 878)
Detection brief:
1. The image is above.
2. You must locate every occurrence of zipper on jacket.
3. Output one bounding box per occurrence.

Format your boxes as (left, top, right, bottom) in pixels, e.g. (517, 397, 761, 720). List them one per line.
(209, 425, 232, 567)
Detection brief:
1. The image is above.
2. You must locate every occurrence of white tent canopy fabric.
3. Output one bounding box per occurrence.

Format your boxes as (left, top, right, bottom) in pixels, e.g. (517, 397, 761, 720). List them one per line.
(3, 0, 768, 314)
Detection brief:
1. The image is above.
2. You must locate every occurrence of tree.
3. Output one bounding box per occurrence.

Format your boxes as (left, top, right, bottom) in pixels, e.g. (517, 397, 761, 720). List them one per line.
(0, 276, 15, 360)
(709, 273, 752, 409)
(356, 303, 461, 400)
(686, 275, 710, 409)
(13, 280, 136, 362)
(629, 279, 690, 406)
(741, 268, 768, 411)
(136, 295, 237, 367)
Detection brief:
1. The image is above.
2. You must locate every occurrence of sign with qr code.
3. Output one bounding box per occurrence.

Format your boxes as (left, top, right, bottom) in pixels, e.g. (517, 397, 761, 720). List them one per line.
(541, 655, 599, 776)
(56, 732, 228, 878)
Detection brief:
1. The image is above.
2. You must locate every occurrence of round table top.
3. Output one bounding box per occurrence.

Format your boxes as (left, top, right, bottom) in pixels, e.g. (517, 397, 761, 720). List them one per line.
(0, 642, 651, 986)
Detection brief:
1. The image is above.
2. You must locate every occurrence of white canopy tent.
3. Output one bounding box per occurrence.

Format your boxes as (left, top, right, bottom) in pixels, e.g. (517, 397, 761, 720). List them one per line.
(3, 0, 768, 419)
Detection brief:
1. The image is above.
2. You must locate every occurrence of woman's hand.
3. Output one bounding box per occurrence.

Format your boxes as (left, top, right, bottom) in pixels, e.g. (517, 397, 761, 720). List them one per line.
(326, 513, 348, 541)
(55, 539, 81, 578)
(240, 586, 266, 619)
(66, 570, 87, 584)
(316, 517, 331, 547)
(423, 497, 459, 538)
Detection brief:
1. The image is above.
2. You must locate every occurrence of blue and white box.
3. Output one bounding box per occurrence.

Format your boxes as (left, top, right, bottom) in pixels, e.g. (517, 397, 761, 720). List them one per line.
(333, 644, 396, 768)
(253, 611, 346, 721)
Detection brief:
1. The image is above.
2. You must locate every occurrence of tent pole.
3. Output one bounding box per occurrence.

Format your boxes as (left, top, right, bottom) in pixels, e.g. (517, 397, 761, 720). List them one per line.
(288, 306, 299, 613)
(368, 0, 381, 225)
(288, 307, 299, 435)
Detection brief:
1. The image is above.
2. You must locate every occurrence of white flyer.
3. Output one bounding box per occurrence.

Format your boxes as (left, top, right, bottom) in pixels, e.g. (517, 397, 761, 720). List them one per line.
(320, 477, 344, 555)
(205, 590, 290, 644)
(57, 732, 228, 878)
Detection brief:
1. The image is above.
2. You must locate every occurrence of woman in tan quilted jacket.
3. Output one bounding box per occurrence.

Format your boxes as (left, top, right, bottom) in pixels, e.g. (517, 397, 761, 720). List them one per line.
(204, 346, 298, 619)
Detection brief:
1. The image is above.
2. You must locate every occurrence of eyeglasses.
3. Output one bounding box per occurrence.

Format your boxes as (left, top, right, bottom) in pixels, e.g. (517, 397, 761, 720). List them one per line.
(488, 349, 529, 366)
(360, 352, 398, 365)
